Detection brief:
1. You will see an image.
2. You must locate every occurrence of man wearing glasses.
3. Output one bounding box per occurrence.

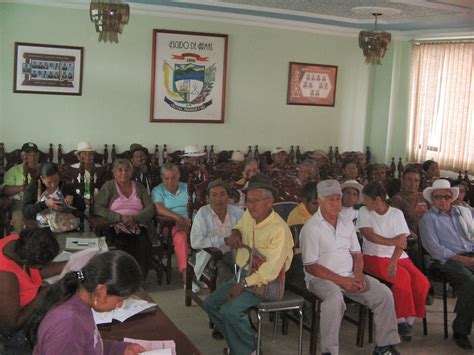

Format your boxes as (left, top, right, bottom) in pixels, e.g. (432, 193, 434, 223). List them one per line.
(419, 179, 474, 350)
(203, 175, 294, 355)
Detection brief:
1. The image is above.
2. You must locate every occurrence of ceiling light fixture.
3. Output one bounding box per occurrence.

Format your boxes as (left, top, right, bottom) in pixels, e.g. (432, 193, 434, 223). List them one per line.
(358, 13, 391, 65)
(90, 0, 130, 43)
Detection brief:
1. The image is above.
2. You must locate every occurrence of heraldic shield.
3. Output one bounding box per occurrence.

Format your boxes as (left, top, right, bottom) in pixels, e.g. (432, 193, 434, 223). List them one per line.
(174, 63, 205, 103)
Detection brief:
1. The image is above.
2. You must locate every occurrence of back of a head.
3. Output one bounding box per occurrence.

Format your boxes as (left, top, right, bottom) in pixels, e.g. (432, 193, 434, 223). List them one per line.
(40, 162, 59, 178)
(25, 250, 141, 345)
(15, 228, 59, 267)
(301, 181, 318, 202)
(362, 181, 387, 201)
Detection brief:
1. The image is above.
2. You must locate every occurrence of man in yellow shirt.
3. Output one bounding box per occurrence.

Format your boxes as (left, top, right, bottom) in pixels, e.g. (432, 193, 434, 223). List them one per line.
(203, 175, 294, 355)
(287, 181, 318, 226)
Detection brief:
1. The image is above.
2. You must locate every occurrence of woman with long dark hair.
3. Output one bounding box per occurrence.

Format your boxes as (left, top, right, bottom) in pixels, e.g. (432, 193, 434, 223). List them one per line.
(27, 250, 145, 355)
(0, 228, 61, 353)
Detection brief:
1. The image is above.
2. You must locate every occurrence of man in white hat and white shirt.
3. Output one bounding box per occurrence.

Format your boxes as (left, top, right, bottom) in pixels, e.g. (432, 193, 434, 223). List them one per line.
(71, 142, 102, 201)
(300, 179, 400, 355)
(180, 145, 208, 182)
(419, 179, 474, 350)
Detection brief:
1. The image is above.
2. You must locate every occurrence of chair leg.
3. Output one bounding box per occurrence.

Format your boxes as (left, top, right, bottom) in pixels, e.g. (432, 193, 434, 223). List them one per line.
(185, 262, 193, 307)
(443, 280, 448, 339)
(256, 311, 263, 355)
(423, 316, 428, 336)
(281, 311, 289, 335)
(272, 311, 279, 340)
(298, 308, 303, 355)
(310, 300, 320, 355)
(356, 305, 367, 347)
(368, 310, 373, 344)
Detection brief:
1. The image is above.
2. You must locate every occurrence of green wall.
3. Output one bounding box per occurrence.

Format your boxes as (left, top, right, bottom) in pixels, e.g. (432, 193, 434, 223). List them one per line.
(0, 3, 410, 162)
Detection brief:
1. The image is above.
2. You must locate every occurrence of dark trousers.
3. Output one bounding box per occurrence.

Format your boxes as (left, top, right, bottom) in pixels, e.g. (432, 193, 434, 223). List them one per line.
(434, 254, 474, 336)
(106, 228, 152, 280)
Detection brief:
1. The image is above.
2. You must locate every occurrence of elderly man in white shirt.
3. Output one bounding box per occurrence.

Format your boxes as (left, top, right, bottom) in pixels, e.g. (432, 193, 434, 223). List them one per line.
(190, 180, 244, 293)
(300, 180, 400, 355)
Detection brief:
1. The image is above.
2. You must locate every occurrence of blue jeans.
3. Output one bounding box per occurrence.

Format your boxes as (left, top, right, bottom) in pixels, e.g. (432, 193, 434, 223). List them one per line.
(203, 275, 263, 355)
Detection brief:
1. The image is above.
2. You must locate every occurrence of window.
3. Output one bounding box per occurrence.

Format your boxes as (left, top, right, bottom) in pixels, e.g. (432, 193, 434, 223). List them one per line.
(408, 41, 473, 173)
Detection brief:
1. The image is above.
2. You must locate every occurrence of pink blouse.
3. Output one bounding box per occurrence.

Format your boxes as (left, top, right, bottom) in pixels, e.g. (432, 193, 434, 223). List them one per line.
(110, 181, 143, 216)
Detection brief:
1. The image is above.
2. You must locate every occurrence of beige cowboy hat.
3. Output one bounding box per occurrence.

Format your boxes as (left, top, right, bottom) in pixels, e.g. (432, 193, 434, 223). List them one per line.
(181, 145, 206, 157)
(231, 150, 245, 162)
(271, 147, 287, 155)
(75, 141, 95, 155)
(422, 179, 459, 204)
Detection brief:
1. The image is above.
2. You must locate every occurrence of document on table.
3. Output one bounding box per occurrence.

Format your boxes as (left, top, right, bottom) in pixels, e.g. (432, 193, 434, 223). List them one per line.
(93, 299, 157, 324)
(44, 248, 98, 285)
(123, 338, 176, 355)
(65, 237, 99, 250)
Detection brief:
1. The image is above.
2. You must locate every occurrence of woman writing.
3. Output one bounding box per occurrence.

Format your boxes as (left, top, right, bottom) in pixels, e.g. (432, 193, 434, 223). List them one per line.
(0, 228, 62, 353)
(26, 250, 145, 355)
(94, 159, 155, 278)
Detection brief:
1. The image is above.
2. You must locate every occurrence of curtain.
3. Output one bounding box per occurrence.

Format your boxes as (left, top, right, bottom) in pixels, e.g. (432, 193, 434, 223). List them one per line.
(408, 42, 474, 173)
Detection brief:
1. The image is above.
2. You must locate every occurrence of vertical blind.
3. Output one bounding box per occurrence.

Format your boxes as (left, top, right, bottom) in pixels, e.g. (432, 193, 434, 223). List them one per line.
(408, 42, 474, 173)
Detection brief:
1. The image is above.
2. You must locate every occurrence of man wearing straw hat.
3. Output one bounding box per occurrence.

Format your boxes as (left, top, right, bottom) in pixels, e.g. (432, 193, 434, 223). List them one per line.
(419, 179, 474, 350)
(203, 175, 293, 355)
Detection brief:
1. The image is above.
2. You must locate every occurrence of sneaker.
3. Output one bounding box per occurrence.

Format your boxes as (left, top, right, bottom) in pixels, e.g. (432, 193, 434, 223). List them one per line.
(373, 345, 400, 355)
(192, 281, 200, 293)
(397, 322, 412, 341)
(196, 279, 209, 289)
(453, 333, 472, 350)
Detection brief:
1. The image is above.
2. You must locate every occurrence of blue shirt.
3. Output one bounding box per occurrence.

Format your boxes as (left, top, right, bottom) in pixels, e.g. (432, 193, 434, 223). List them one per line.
(151, 182, 189, 218)
(419, 205, 473, 262)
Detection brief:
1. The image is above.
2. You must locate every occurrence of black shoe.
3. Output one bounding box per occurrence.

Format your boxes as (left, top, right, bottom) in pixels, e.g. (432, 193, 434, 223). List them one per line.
(373, 345, 400, 355)
(453, 333, 472, 350)
(212, 328, 224, 340)
(397, 322, 412, 342)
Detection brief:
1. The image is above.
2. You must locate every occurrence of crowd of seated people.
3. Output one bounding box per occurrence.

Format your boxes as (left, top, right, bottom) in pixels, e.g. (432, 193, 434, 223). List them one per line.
(0, 141, 473, 354)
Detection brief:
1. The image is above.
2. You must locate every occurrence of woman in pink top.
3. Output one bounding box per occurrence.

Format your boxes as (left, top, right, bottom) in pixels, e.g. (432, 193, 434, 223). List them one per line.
(94, 159, 155, 279)
(0, 228, 63, 353)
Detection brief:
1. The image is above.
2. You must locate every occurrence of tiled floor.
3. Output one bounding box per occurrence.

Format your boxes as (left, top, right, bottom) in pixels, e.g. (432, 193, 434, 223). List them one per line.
(145, 268, 472, 355)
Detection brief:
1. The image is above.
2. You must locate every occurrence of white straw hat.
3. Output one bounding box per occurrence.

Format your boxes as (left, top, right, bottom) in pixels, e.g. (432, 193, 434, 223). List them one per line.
(422, 179, 459, 204)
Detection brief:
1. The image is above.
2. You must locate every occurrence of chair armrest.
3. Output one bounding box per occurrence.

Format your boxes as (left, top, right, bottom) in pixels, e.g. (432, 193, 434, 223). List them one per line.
(203, 247, 224, 261)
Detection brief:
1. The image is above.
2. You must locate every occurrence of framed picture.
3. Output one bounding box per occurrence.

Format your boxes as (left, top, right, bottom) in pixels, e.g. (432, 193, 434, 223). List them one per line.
(150, 29, 228, 123)
(14, 42, 84, 96)
(287, 62, 338, 107)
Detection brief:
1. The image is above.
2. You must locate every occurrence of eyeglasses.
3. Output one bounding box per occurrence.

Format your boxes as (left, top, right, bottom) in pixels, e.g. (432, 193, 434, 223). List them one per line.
(246, 197, 271, 205)
(432, 195, 452, 201)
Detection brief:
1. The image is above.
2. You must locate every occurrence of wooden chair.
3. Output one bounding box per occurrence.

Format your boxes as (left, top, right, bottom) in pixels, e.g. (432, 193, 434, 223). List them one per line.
(0, 197, 12, 238)
(57, 143, 108, 165)
(272, 201, 298, 221)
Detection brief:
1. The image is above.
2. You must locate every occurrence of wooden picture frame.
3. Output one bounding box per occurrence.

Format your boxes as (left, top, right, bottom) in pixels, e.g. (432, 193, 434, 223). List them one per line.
(14, 42, 84, 96)
(150, 29, 228, 123)
(287, 62, 338, 107)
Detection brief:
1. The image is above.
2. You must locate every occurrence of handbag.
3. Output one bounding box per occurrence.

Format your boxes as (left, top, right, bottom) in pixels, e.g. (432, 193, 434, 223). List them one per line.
(43, 211, 80, 233)
(239, 244, 286, 301)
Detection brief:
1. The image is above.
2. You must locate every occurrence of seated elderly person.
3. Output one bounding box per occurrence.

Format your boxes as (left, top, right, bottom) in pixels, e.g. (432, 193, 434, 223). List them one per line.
(1, 142, 40, 232)
(296, 160, 318, 186)
(94, 159, 155, 279)
(70, 141, 103, 200)
(357, 182, 430, 342)
(452, 181, 473, 214)
(421, 159, 440, 189)
(340, 180, 363, 224)
(300, 180, 400, 355)
(287, 181, 318, 226)
(152, 163, 190, 283)
(180, 145, 208, 182)
(129, 143, 155, 193)
(203, 175, 294, 355)
(235, 158, 261, 208)
(0, 228, 63, 353)
(419, 179, 474, 350)
(190, 180, 243, 292)
(22, 163, 85, 229)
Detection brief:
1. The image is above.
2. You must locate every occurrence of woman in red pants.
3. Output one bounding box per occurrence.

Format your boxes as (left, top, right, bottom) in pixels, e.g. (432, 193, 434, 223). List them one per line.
(357, 181, 430, 342)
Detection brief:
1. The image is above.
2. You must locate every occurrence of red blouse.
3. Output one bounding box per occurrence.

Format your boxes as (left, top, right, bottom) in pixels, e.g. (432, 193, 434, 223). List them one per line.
(0, 235, 42, 307)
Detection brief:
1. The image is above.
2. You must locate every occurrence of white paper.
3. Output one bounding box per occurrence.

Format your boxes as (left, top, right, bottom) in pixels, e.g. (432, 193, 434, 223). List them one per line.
(52, 250, 71, 262)
(123, 338, 176, 355)
(58, 247, 99, 279)
(65, 237, 98, 250)
(140, 350, 172, 355)
(92, 299, 156, 324)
